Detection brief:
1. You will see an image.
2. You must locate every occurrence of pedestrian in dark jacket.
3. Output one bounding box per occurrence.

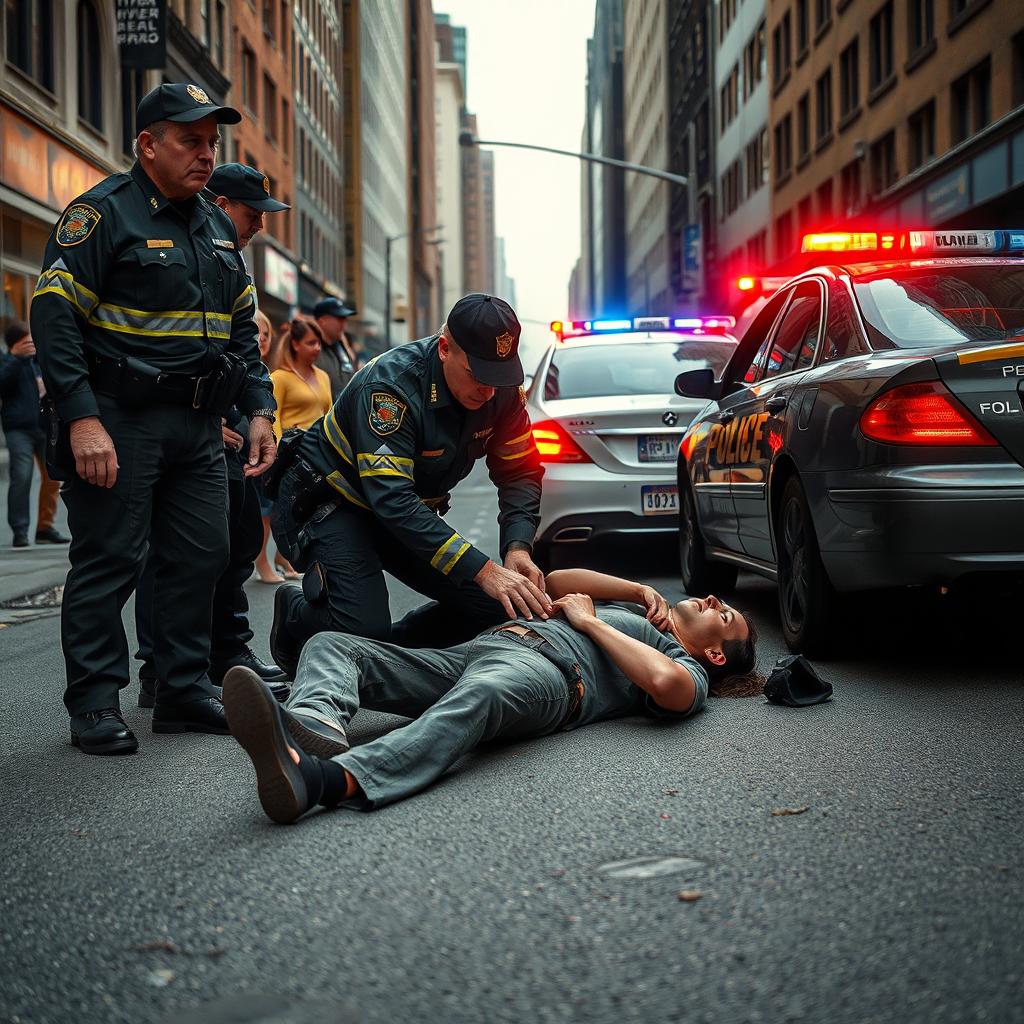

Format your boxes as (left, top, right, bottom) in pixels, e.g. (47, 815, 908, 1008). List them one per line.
(0, 321, 68, 547)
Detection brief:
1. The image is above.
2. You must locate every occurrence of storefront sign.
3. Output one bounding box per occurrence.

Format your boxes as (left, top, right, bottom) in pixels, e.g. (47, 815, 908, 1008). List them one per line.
(0, 104, 106, 213)
(263, 244, 298, 304)
(117, 0, 168, 70)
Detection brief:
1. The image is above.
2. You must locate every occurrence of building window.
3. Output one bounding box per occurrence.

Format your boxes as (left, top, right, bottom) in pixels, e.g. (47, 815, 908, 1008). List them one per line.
(869, 2, 894, 93)
(263, 74, 278, 140)
(720, 64, 740, 135)
(774, 114, 793, 180)
(282, 98, 290, 154)
(773, 12, 792, 85)
(907, 0, 934, 54)
(241, 43, 257, 113)
(870, 130, 897, 195)
(214, 0, 226, 67)
(747, 230, 767, 267)
(951, 57, 991, 144)
(76, 0, 102, 129)
(839, 39, 859, 120)
(721, 160, 743, 219)
(199, 0, 210, 45)
(908, 100, 935, 168)
(6, 0, 54, 92)
(263, 0, 274, 37)
(815, 68, 833, 143)
(121, 66, 145, 157)
(841, 159, 862, 215)
(796, 0, 809, 56)
(817, 178, 833, 219)
(745, 130, 770, 196)
(815, 0, 832, 33)
(797, 92, 811, 161)
(743, 21, 767, 98)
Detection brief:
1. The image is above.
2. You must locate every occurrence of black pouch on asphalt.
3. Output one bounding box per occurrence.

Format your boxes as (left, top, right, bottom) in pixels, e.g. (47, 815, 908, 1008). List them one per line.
(263, 426, 306, 501)
(764, 654, 833, 707)
(39, 396, 73, 481)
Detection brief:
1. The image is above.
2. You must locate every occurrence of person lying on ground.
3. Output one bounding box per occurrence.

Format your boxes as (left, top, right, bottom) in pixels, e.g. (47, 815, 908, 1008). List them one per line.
(223, 568, 763, 823)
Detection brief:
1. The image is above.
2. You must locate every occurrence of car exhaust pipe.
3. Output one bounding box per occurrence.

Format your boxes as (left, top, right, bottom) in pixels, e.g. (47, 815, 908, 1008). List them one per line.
(552, 526, 593, 543)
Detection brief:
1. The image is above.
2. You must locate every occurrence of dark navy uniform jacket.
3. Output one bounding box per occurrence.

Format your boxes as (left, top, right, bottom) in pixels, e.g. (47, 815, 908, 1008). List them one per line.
(29, 162, 274, 423)
(300, 335, 544, 584)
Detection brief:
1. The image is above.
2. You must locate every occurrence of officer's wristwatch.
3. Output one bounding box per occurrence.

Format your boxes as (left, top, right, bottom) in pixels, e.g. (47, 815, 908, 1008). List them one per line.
(251, 408, 276, 424)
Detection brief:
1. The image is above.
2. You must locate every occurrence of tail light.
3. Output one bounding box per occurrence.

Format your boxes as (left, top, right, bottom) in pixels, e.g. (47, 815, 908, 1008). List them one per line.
(860, 381, 997, 446)
(531, 419, 592, 463)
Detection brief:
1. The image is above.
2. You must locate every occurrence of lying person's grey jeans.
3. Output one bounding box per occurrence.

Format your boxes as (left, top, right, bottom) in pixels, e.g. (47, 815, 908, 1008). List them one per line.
(288, 630, 578, 808)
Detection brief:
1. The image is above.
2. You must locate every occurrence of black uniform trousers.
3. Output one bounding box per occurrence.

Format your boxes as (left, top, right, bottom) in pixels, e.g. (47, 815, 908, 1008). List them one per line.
(61, 397, 229, 716)
(272, 467, 506, 653)
(135, 449, 262, 675)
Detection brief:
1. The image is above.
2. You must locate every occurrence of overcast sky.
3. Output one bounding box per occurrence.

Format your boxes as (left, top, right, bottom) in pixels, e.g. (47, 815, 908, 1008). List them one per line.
(433, 0, 595, 372)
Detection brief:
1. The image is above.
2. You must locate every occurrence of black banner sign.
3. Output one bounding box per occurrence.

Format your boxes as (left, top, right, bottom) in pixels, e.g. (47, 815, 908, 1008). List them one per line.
(117, 0, 167, 70)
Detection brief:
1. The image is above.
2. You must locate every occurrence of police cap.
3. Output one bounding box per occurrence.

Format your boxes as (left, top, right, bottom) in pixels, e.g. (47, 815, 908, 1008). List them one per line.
(136, 83, 242, 133)
(206, 163, 291, 212)
(446, 293, 524, 388)
(314, 297, 357, 319)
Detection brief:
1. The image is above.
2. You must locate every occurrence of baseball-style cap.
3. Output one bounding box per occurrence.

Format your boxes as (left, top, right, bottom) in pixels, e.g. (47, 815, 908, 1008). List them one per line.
(206, 163, 290, 212)
(446, 293, 524, 388)
(314, 297, 357, 319)
(136, 83, 242, 132)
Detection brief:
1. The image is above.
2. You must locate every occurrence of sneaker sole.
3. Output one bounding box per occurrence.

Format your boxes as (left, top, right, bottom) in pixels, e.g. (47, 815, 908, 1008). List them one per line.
(223, 666, 308, 824)
(269, 586, 300, 681)
(283, 711, 350, 759)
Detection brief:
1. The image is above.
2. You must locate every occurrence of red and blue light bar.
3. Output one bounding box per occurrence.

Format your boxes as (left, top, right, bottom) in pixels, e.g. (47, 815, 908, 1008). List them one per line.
(550, 314, 736, 341)
(799, 229, 1024, 255)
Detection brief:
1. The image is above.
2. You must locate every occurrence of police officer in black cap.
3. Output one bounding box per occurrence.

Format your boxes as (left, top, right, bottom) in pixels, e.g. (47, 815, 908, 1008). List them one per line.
(135, 163, 290, 707)
(30, 84, 277, 755)
(269, 293, 550, 676)
(312, 296, 359, 398)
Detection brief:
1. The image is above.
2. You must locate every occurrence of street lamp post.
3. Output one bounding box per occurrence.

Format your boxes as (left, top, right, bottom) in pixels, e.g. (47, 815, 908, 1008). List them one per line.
(385, 224, 444, 348)
(458, 132, 689, 187)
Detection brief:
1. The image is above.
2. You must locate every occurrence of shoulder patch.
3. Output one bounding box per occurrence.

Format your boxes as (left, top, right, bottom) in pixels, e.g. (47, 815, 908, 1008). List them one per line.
(56, 204, 101, 247)
(368, 392, 407, 436)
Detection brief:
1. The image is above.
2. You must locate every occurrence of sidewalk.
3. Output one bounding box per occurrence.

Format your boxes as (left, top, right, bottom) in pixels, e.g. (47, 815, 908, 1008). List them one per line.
(0, 464, 70, 624)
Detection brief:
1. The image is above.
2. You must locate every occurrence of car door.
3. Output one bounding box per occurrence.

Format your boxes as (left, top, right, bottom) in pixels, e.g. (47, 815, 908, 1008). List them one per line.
(727, 279, 825, 562)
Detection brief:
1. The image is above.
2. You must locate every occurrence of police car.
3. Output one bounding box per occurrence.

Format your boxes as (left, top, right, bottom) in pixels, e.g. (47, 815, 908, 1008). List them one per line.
(675, 229, 1024, 653)
(525, 316, 739, 563)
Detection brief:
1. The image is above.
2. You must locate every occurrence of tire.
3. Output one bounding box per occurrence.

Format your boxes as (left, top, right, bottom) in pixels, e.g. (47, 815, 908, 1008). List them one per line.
(679, 479, 738, 595)
(775, 475, 836, 654)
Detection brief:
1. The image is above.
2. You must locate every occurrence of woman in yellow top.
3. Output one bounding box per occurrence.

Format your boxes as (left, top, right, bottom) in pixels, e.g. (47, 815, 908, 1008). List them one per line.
(270, 319, 333, 439)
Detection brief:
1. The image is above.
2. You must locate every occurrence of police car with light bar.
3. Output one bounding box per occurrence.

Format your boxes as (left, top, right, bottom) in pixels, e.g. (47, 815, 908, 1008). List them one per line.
(525, 315, 739, 563)
(675, 229, 1024, 653)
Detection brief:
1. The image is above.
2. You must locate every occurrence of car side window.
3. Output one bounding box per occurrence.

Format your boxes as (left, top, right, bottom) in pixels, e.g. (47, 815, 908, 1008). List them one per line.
(742, 290, 794, 384)
(822, 284, 871, 362)
(762, 281, 822, 381)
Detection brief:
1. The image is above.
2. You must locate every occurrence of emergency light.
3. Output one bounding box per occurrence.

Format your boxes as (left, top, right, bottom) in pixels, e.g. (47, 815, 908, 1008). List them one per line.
(799, 229, 1024, 256)
(550, 315, 736, 341)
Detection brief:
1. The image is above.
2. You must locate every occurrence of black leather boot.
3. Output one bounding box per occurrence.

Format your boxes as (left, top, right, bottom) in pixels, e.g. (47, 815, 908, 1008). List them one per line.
(70, 709, 139, 755)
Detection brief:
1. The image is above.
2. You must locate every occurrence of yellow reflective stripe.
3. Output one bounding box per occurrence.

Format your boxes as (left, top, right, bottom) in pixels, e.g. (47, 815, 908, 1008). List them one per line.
(504, 429, 532, 446)
(93, 300, 230, 322)
(32, 269, 99, 316)
(88, 304, 231, 339)
(359, 467, 414, 480)
(323, 408, 353, 465)
(440, 542, 471, 576)
(356, 452, 414, 469)
(325, 471, 369, 509)
(430, 532, 461, 569)
(233, 284, 256, 313)
(498, 448, 533, 461)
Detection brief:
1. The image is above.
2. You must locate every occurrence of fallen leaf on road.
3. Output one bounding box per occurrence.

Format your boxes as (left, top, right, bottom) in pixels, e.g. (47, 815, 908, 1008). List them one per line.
(659, 813, 671, 820)
(136, 940, 178, 954)
(663, 789, 680, 796)
(146, 969, 175, 988)
(678, 890, 702, 902)
(205, 947, 227, 958)
(771, 806, 809, 816)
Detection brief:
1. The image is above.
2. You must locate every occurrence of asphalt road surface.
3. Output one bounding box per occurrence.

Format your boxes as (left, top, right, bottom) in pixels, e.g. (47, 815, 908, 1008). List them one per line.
(2, 466, 1022, 1024)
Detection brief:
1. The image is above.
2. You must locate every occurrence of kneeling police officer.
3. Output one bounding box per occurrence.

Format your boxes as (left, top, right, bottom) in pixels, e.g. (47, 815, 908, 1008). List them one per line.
(270, 294, 550, 674)
(31, 84, 277, 755)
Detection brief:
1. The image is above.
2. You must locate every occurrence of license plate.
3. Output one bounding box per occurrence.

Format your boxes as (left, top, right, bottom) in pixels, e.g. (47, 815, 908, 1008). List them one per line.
(638, 434, 678, 463)
(641, 484, 679, 516)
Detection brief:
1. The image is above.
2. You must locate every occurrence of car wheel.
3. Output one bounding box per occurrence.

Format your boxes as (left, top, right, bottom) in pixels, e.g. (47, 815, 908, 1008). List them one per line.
(776, 475, 836, 654)
(679, 479, 738, 595)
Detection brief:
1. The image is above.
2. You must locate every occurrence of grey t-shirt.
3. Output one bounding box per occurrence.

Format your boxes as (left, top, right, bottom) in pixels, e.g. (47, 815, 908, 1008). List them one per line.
(520, 602, 710, 729)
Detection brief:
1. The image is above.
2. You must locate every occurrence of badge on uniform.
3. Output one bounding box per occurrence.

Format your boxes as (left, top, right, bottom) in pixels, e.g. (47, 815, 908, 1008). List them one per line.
(369, 392, 407, 436)
(56, 204, 101, 247)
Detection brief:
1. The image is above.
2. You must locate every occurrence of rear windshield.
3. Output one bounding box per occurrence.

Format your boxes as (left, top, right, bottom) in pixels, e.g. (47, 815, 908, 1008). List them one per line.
(853, 265, 1024, 348)
(543, 338, 734, 400)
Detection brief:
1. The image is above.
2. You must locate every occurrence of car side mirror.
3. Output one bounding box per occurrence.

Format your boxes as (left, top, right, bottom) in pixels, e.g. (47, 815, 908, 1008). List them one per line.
(674, 368, 722, 400)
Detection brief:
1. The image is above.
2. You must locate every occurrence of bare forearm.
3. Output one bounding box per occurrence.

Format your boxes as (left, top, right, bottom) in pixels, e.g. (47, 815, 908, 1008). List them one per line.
(577, 617, 696, 713)
(546, 569, 644, 603)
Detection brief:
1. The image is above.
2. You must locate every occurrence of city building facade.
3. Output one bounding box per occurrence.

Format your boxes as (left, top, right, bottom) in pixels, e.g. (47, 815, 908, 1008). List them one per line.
(434, 61, 465, 316)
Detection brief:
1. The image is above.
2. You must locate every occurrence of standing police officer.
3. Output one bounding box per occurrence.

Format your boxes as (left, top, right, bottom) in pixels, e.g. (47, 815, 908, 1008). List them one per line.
(312, 297, 358, 398)
(270, 293, 550, 676)
(135, 163, 290, 708)
(30, 84, 277, 755)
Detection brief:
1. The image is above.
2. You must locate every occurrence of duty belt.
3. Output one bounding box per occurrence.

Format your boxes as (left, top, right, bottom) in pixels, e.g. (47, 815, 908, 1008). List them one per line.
(490, 623, 585, 727)
(88, 353, 217, 409)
